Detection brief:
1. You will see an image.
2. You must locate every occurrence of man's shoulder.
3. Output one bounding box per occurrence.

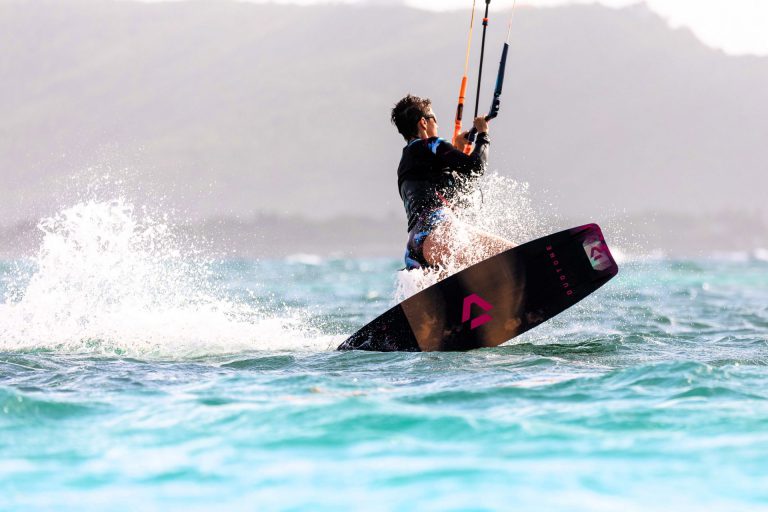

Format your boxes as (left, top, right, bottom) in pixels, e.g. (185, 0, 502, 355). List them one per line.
(402, 137, 455, 161)
(425, 137, 450, 155)
(405, 137, 443, 153)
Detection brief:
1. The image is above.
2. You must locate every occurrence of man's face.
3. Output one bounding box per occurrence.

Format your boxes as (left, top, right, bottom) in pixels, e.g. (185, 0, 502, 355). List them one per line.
(424, 110, 439, 138)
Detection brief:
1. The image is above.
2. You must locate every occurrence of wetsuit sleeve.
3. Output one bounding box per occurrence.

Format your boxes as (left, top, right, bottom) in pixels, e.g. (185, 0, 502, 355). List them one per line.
(433, 132, 490, 177)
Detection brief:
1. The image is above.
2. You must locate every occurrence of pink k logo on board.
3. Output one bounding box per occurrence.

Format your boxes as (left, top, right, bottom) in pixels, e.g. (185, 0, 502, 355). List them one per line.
(462, 293, 493, 330)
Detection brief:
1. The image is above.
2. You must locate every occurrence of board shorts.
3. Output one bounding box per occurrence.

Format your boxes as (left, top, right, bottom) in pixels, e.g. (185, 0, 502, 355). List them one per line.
(404, 208, 451, 270)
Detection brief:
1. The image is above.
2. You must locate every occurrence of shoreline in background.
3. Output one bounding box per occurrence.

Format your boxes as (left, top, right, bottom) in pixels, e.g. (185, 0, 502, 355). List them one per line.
(2, 210, 766, 260)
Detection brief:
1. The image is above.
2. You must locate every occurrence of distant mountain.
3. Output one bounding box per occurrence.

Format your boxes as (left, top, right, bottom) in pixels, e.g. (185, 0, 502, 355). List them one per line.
(1, 0, 766, 255)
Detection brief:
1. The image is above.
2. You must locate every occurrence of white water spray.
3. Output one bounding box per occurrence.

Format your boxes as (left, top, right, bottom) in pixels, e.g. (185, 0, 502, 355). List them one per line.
(394, 173, 551, 302)
(0, 198, 330, 356)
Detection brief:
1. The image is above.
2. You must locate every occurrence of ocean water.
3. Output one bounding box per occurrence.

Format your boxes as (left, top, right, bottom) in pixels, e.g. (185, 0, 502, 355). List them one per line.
(1, 199, 768, 511)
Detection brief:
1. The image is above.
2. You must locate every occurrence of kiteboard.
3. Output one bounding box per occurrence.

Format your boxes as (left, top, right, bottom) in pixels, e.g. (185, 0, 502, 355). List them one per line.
(337, 223, 618, 352)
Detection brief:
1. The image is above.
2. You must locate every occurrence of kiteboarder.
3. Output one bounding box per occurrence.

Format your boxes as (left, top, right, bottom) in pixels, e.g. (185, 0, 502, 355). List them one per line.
(391, 94, 514, 271)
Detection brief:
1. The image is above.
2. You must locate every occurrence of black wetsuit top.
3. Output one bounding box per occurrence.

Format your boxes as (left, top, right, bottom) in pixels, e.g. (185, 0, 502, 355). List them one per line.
(397, 133, 490, 232)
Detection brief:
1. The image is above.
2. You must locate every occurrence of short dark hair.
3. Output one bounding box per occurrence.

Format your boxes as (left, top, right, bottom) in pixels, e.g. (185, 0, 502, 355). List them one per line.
(391, 94, 432, 141)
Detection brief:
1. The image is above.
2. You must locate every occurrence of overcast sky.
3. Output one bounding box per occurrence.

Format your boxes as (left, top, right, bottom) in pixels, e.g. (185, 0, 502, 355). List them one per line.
(166, 0, 766, 56)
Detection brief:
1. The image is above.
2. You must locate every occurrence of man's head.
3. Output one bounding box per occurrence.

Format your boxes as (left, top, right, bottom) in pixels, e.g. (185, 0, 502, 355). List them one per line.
(391, 94, 438, 141)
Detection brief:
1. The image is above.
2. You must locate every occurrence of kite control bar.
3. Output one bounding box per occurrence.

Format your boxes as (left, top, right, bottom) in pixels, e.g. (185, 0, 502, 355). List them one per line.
(467, 19, 511, 143)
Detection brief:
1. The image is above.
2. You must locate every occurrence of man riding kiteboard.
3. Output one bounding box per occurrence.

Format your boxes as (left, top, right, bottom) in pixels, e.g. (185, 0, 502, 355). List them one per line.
(391, 94, 514, 271)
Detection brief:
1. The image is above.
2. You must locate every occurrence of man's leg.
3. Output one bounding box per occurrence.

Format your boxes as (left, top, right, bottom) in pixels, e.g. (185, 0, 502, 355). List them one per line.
(423, 219, 514, 269)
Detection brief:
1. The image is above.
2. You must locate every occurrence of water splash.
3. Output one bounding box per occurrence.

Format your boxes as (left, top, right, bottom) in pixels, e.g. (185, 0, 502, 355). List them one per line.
(394, 173, 550, 301)
(0, 199, 331, 356)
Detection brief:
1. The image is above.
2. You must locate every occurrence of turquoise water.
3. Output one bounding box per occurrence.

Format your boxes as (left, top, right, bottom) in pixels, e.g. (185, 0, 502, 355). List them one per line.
(2, 252, 768, 511)
(0, 199, 766, 510)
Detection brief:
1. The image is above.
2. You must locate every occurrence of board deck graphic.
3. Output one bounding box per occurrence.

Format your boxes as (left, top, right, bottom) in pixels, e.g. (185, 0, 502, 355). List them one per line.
(337, 224, 619, 352)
